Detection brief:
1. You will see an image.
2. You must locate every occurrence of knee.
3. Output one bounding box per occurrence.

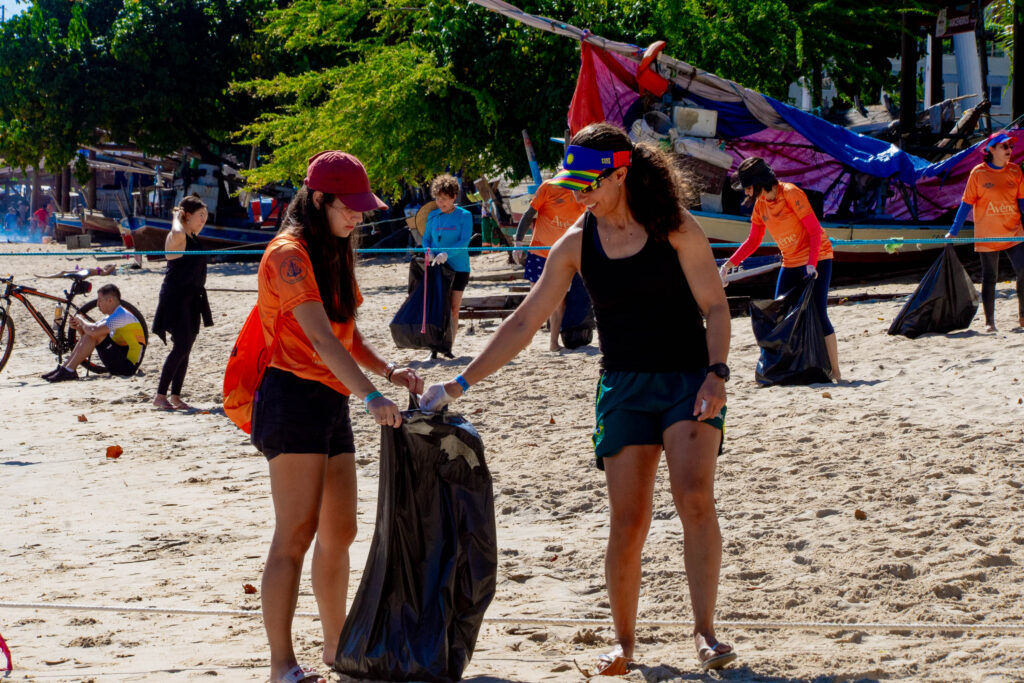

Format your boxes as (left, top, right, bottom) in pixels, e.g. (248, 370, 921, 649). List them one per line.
(675, 485, 716, 524)
(317, 517, 357, 554)
(609, 507, 651, 549)
(270, 516, 319, 560)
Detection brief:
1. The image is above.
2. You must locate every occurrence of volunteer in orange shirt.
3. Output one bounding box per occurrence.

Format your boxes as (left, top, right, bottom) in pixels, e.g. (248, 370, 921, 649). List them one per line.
(512, 179, 585, 350)
(253, 151, 424, 683)
(719, 157, 840, 379)
(946, 131, 1024, 332)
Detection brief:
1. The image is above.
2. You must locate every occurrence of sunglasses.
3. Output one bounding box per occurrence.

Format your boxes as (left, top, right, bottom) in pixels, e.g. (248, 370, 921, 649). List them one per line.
(579, 170, 614, 195)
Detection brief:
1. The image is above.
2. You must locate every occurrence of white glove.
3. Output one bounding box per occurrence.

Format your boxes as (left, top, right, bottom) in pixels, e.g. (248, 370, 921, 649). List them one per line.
(513, 241, 528, 266)
(420, 383, 456, 412)
(805, 264, 818, 279)
(430, 252, 448, 266)
(718, 261, 733, 287)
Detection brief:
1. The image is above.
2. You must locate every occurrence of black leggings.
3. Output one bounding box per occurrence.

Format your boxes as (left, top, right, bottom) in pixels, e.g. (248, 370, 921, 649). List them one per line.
(157, 329, 198, 395)
(978, 243, 1024, 325)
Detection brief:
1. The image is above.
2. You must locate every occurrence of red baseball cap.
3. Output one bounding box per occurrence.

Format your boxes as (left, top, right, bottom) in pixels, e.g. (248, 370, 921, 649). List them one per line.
(304, 151, 388, 211)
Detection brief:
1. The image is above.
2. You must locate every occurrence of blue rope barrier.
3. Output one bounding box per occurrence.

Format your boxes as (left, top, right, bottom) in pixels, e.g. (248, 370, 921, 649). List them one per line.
(1, 236, 1023, 258)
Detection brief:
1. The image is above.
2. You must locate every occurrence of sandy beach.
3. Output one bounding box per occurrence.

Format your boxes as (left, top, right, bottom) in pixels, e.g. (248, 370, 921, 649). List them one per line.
(1, 241, 1023, 682)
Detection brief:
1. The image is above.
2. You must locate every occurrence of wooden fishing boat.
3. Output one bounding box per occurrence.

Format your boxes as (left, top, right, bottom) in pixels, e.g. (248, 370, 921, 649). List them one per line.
(693, 210, 974, 265)
(119, 215, 273, 258)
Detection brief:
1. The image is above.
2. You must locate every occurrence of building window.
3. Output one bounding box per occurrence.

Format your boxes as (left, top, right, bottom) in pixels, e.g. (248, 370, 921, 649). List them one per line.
(990, 85, 1002, 106)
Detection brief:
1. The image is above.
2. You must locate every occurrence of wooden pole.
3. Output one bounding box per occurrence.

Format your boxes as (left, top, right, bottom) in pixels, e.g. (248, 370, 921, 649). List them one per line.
(87, 150, 97, 210)
(899, 12, 918, 145)
(1014, 2, 1024, 121)
(976, 0, 992, 132)
(929, 35, 944, 107)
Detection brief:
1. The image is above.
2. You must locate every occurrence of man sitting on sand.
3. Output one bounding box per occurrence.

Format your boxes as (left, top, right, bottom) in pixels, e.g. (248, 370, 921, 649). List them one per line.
(44, 284, 146, 382)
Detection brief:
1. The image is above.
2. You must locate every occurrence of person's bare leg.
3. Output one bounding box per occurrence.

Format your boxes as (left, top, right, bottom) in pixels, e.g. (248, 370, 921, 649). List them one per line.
(824, 333, 840, 380)
(263, 453, 327, 683)
(450, 290, 464, 344)
(63, 329, 102, 371)
(601, 444, 661, 659)
(312, 452, 358, 668)
(548, 300, 566, 351)
(663, 421, 733, 664)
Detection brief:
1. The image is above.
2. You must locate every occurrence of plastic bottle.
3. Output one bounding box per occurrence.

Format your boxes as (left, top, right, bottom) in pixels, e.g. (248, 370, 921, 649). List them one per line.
(54, 304, 63, 332)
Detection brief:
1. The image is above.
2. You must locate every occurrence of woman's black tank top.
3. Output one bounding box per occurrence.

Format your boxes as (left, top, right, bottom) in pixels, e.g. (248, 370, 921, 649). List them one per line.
(578, 212, 708, 372)
(163, 232, 208, 291)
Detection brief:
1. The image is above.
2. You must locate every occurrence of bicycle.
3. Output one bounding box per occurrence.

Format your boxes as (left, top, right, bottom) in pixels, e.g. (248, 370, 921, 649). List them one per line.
(0, 270, 149, 375)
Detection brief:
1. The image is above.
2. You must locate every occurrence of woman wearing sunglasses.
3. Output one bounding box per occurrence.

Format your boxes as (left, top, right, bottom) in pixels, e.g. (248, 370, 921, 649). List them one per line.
(946, 131, 1024, 332)
(420, 122, 736, 673)
(718, 156, 839, 379)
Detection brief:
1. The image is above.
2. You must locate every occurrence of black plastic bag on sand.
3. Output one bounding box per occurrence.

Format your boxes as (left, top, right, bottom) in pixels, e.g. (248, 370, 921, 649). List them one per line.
(390, 257, 455, 354)
(560, 273, 595, 349)
(750, 277, 832, 386)
(334, 410, 496, 683)
(888, 245, 978, 339)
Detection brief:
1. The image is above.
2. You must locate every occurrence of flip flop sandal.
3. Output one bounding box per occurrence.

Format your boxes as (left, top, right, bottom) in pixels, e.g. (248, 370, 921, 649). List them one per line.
(698, 642, 737, 671)
(275, 664, 324, 683)
(573, 650, 633, 677)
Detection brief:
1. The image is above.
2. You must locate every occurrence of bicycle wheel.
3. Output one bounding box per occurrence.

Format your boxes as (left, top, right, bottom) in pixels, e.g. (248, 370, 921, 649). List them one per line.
(0, 306, 14, 374)
(75, 299, 150, 374)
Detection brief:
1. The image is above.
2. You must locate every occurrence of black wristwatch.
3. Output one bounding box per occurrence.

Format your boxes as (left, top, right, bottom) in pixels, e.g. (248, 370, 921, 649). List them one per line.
(707, 363, 730, 382)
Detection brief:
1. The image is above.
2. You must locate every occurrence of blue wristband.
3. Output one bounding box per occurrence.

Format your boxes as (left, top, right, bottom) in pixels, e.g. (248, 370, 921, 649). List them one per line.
(454, 375, 470, 393)
(364, 390, 383, 413)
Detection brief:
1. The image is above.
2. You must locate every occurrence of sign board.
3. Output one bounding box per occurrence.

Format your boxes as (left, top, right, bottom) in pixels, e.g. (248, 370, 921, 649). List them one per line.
(935, 6, 977, 38)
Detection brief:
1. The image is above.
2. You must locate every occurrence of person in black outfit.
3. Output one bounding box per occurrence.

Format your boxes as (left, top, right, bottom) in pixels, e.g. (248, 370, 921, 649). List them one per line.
(152, 194, 212, 410)
(420, 123, 735, 673)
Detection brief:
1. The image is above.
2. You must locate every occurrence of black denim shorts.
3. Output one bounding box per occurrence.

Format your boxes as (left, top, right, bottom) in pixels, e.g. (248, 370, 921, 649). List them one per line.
(251, 367, 355, 460)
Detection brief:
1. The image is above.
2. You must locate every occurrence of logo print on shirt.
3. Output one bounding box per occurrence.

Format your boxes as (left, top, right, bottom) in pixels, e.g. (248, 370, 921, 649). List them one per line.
(983, 182, 996, 189)
(986, 201, 1017, 215)
(280, 256, 307, 284)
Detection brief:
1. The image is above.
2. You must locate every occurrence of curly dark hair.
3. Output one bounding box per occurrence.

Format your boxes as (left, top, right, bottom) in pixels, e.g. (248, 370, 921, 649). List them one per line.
(430, 174, 459, 199)
(279, 186, 359, 323)
(569, 122, 695, 240)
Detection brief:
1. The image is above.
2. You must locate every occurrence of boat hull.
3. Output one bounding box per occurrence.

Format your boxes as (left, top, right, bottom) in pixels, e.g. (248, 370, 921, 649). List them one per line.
(120, 216, 275, 259)
(692, 210, 972, 265)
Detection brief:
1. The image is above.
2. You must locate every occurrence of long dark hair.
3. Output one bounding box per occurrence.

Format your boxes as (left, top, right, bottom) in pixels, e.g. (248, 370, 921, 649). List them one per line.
(279, 186, 358, 322)
(570, 122, 695, 240)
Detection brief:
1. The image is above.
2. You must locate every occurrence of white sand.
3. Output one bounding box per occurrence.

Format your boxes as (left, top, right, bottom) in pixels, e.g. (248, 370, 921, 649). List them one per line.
(1, 242, 1023, 682)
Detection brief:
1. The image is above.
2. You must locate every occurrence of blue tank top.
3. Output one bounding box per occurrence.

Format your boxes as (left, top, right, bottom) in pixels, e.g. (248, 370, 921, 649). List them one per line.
(579, 212, 708, 372)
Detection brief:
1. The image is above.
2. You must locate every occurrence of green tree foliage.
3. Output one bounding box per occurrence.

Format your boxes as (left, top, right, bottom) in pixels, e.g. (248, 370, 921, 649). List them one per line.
(238, 0, 586, 192)
(0, 0, 272, 172)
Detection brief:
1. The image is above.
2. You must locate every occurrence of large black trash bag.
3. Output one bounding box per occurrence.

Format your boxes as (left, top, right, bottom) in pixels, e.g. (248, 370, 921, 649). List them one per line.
(390, 257, 455, 354)
(888, 245, 978, 339)
(333, 410, 497, 683)
(750, 277, 832, 385)
(560, 273, 595, 349)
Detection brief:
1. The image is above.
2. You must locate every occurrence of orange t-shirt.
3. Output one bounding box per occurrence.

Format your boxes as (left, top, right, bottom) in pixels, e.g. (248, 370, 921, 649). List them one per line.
(962, 162, 1024, 252)
(529, 180, 585, 256)
(257, 233, 362, 395)
(753, 183, 833, 267)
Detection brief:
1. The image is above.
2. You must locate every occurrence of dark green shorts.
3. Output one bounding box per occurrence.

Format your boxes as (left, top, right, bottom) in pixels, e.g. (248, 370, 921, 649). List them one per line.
(592, 370, 726, 470)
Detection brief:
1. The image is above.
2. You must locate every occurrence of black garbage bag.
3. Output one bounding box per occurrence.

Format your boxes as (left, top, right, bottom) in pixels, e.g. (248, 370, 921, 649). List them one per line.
(390, 257, 455, 354)
(750, 277, 832, 385)
(888, 245, 978, 339)
(560, 273, 595, 349)
(333, 410, 496, 683)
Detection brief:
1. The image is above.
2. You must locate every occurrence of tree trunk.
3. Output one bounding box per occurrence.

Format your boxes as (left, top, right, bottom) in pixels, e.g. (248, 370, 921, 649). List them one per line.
(899, 12, 918, 144)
